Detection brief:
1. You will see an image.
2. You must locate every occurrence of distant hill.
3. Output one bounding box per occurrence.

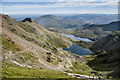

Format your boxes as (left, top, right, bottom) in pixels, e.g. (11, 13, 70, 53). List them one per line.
(70, 21, 119, 40)
(35, 14, 83, 30)
(10, 14, 117, 24)
(84, 21, 119, 32)
(62, 14, 118, 24)
(34, 14, 118, 41)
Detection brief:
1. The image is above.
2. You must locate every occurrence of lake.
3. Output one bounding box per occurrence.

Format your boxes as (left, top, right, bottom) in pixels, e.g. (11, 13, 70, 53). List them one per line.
(63, 44, 93, 55)
(60, 33, 92, 42)
(61, 33, 93, 55)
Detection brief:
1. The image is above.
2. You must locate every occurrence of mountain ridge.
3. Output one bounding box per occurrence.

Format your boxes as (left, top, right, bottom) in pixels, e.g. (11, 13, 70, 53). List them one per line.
(22, 18, 37, 23)
(35, 14, 83, 30)
(39, 14, 59, 19)
(69, 21, 119, 40)
(62, 14, 118, 24)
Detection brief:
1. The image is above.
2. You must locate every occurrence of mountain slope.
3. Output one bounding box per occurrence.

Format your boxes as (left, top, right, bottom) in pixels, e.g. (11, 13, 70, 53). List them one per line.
(70, 21, 119, 40)
(2, 14, 73, 70)
(35, 14, 83, 30)
(1, 14, 93, 78)
(88, 31, 120, 78)
(90, 31, 120, 53)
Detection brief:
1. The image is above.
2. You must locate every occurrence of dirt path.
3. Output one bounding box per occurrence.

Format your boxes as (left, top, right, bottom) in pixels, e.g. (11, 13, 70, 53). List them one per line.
(64, 72, 99, 79)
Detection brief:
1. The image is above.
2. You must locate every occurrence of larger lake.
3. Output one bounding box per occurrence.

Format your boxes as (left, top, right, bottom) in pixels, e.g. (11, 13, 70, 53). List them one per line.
(63, 44, 93, 55)
(61, 33, 93, 55)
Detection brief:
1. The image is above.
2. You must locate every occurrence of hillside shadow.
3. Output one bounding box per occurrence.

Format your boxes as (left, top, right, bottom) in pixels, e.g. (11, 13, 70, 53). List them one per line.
(87, 48, 120, 78)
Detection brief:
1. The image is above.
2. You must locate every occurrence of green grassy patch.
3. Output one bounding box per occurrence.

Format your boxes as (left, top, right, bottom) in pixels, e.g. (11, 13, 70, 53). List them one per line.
(2, 37, 21, 51)
(46, 35, 69, 48)
(2, 66, 71, 78)
(67, 61, 92, 76)
(18, 21, 36, 35)
(74, 41, 93, 49)
(18, 52, 38, 63)
(2, 61, 71, 78)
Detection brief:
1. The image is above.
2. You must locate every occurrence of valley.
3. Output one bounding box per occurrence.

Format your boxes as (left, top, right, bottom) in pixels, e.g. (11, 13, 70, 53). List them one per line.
(1, 14, 120, 79)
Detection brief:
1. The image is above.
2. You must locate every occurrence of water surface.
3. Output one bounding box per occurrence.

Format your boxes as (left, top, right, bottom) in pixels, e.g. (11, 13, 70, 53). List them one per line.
(61, 33, 93, 55)
(60, 33, 92, 42)
(63, 44, 93, 55)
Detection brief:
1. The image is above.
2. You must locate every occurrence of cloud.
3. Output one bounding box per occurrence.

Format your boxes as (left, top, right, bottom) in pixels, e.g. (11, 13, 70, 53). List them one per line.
(2, 0, 49, 2)
(2, 0, 118, 8)
(58, 0, 119, 3)
(3, 0, 119, 3)
(2, 1, 118, 9)
(2, 0, 118, 14)
(3, 3, 118, 10)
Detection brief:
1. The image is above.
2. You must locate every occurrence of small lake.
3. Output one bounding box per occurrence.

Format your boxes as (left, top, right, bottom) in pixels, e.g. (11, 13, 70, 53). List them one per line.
(60, 33, 92, 42)
(61, 33, 93, 55)
(63, 44, 93, 55)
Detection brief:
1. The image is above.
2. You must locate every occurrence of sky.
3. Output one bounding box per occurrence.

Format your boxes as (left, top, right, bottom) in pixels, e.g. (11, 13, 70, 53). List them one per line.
(1, 0, 119, 14)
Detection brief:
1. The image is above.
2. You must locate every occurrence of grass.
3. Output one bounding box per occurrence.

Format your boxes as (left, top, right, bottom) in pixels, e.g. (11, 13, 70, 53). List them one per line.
(46, 54, 62, 65)
(46, 34, 70, 48)
(2, 36, 39, 63)
(82, 55, 96, 62)
(2, 66, 71, 78)
(18, 21, 39, 41)
(2, 37, 21, 51)
(67, 61, 92, 76)
(2, 61, 71, 78)
(18, 52, 38, 64)
(18, 21, 37, 35)
(18, 21, 71, 49)
(74, 41, 93, 49)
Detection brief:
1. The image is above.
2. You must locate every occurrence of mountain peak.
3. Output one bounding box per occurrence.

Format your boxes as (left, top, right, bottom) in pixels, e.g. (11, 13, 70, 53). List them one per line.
(22, 18, 36, 23)
(40, 14, 58, 18)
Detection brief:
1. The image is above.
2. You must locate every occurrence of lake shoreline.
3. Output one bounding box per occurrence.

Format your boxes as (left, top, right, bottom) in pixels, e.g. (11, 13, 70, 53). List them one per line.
(62, 44, 93, 55)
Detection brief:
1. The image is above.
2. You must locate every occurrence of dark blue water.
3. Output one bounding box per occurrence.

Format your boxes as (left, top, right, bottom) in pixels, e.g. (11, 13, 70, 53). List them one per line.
(61, 33, 93, 55)
(63, 44, 93, 55)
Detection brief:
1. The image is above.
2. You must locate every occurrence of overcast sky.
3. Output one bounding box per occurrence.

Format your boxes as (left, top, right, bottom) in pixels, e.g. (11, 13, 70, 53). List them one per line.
(1, 0, 119, 14)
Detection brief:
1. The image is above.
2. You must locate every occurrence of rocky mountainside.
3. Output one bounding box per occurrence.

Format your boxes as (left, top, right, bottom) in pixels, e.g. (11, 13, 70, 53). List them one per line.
(91, 31, 120, 53)
(22, 18, 36, 23)
(1, 14, 93, 78)
(88, 31, 120, 78)
(2, 14, 73, 70)
(35, 14, 83, 30)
